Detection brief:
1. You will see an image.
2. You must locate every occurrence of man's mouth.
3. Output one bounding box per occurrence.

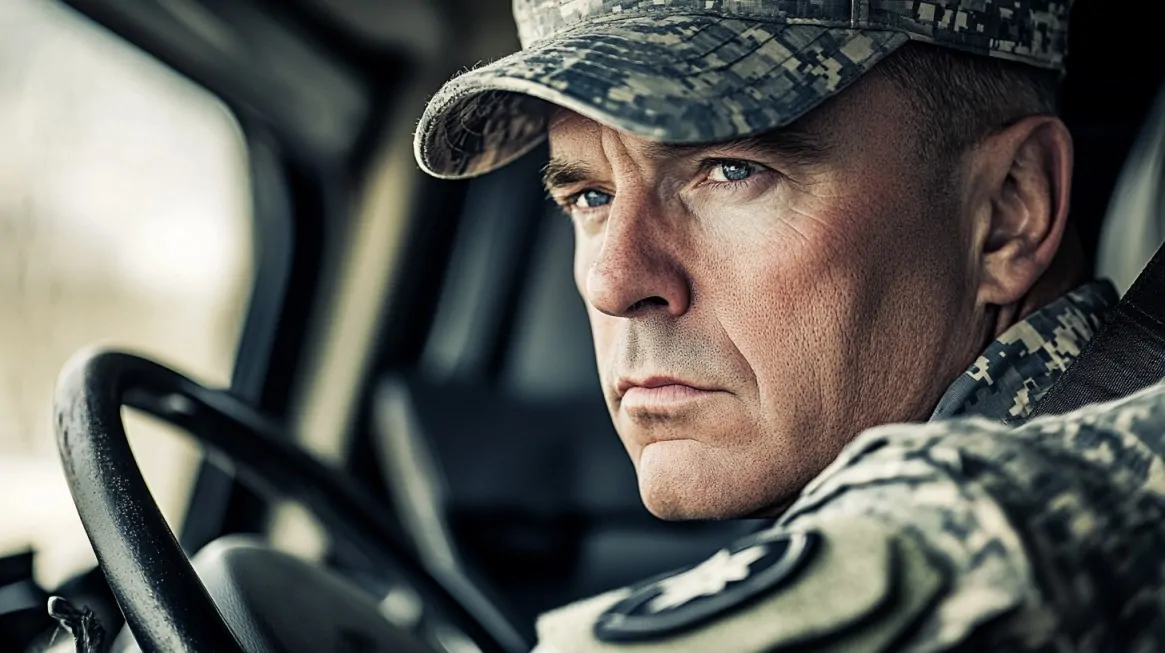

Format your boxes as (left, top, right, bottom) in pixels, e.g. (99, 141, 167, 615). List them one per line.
(616, 376, 723, 411)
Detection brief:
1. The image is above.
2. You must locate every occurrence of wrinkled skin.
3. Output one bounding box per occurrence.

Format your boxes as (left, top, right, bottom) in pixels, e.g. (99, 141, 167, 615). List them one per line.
(544, 71, 1074, 520)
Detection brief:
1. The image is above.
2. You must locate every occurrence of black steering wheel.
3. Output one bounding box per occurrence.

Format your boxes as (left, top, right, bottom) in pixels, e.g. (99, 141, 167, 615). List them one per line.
(53, 348, 528, 653)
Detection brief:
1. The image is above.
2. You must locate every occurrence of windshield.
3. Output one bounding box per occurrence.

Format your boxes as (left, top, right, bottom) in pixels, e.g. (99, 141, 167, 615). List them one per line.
(0, 0, 254, 588)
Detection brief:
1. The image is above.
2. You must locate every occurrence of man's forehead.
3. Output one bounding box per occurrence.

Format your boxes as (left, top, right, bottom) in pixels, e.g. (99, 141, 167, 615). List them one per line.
(546, 109, 697, 170)
(546, 108, 603, 150)
(543, 106, 832, 185)
(547, 107, 591, 133)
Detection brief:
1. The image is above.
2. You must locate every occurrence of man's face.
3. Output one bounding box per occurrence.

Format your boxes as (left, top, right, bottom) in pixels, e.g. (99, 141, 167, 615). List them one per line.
(546, 74, 993, 519)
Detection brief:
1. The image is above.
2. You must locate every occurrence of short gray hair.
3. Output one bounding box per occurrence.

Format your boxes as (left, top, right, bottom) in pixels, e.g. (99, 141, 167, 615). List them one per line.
(874, 42, 1062, 162)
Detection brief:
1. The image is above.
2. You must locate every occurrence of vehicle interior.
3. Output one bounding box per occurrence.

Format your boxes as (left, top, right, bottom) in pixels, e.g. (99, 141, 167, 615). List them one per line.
(1, 0, 1163, 651)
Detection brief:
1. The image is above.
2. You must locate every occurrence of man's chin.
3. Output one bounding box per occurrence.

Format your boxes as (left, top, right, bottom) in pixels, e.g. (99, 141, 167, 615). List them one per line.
(635, 440, 767, 520)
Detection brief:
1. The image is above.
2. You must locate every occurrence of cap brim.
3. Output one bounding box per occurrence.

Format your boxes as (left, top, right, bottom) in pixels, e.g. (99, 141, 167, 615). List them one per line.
(415, 16, 909, 180)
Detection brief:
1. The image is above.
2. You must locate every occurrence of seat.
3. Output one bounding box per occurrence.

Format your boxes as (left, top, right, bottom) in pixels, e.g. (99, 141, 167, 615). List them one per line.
(1097, 82, 1165, 294)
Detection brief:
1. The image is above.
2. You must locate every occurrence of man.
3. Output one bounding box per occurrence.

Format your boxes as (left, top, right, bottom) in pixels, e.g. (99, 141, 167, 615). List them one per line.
(414, 1, 1162, 650)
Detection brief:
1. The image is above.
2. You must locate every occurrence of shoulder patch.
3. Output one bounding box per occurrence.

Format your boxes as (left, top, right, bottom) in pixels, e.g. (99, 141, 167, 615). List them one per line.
(534, 518, 943, 653)
(594, 529, 818, 642)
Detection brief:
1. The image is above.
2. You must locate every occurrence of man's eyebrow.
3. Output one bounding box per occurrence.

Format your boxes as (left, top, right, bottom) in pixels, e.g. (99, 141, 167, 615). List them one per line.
(645, 125, 832, 165)
(542, 159, 598, 194)
(541, 125, 831, 193)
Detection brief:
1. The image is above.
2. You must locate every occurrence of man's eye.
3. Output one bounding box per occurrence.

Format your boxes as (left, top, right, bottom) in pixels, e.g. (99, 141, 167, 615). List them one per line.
(572, 189, 613, 209)
(708, 160, 759, 183)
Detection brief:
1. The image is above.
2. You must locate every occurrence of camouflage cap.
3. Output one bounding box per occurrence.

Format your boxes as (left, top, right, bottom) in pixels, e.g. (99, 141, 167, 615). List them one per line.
(415, 0, 1071, 180)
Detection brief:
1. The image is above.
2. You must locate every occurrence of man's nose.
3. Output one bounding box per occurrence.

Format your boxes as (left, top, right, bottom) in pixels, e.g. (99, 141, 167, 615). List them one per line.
(584, 195, 691, 318)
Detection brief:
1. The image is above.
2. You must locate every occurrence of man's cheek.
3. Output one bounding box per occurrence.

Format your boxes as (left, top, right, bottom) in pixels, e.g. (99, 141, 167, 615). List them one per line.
(573, 250, 590, 298)
(711, 246, 822, 354)
(571, 225, 605, 288)
(713, 238, 856, 421)
(585, 308, 620, 389)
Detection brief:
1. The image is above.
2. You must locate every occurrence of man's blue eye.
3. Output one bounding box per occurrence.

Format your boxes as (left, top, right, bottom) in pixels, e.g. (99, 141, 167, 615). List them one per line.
(574, 189, 613, 209)
(710, 161, 757, 183)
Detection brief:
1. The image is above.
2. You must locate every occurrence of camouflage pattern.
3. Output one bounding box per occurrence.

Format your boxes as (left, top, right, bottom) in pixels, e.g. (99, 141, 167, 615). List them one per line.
(931, 280, 1118, 423)
(414, 0, 1072, 179)
(774, 379, 1165, 652)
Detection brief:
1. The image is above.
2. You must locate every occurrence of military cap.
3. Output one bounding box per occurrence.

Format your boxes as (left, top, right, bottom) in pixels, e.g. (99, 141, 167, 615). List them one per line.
(414, 0, 1072, 180)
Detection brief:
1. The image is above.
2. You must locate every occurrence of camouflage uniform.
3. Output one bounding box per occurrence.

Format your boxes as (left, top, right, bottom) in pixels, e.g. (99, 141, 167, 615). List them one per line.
(931, 281, 1118, 422)
(411, 1, 1154, 651)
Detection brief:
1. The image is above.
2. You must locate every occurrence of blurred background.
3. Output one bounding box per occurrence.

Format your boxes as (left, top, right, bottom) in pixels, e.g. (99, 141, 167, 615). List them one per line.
(1, 0, 1164, 650)
(0, 0, 252, 588)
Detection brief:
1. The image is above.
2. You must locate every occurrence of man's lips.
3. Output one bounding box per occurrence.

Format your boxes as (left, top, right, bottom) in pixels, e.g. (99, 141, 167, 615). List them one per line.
(616, 376, 723, 410)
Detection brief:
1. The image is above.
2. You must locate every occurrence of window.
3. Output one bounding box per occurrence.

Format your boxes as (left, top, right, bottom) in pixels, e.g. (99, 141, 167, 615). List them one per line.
(0, 1, 254, 587)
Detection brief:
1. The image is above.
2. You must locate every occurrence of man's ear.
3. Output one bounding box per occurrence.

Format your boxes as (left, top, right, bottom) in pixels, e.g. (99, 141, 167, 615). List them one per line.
(970, 115, 1073, 307)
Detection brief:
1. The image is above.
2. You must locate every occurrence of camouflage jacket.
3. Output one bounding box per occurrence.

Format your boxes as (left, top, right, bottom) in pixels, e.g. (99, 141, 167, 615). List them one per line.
(533, 281, 1165, 653)
(930, 281, 1117, 423)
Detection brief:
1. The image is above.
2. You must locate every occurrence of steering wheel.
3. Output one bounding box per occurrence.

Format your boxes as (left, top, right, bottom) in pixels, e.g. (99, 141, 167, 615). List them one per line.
(53, 349, 528, 653)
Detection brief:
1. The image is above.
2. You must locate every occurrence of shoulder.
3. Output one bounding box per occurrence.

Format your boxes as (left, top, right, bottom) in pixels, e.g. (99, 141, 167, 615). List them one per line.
(534, 383, 1165, 653)
(534, 517, 944, 653)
